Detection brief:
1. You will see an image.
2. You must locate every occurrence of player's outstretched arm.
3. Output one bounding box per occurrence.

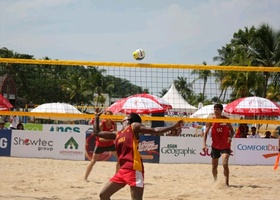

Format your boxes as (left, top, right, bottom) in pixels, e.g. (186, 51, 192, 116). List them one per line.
(136, 120, 184, 136)
(93, 108, 116, 140)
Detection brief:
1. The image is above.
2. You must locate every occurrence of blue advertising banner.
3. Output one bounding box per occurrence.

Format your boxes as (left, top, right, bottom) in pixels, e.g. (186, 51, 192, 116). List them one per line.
(0, 130, 12, 156)
(139, 135, 160, 163)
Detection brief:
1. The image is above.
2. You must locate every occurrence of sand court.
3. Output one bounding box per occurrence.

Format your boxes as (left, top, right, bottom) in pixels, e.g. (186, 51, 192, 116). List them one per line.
(0, 157, 279, 200)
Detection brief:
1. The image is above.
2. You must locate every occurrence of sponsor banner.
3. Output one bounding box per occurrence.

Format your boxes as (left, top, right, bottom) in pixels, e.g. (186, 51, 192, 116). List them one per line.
(159, 137, 237, 164)
(11, 130, 85, 160)
(160, 137, 205, 164)
(234, 138, 278, 165)
(139, 136, 160, 163)
(56, 134, 85, 160)
(11, 131, 55, 158)
(6, 128, 278, 165)
(0, 130, 12, 156)
(179, 127, 201, 137)
(43, 124, 92, 134)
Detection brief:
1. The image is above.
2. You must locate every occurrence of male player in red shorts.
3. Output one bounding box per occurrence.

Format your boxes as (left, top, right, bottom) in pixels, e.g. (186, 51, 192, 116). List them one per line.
(202, 103, 235, 186)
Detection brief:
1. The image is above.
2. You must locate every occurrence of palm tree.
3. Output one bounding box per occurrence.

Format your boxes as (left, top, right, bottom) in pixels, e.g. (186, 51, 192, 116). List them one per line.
(191, 61, 211, 102)
(214, 24, 280, 100)
(94, 86, 104, 106)
(230, 71, 263, 98)
(230, 26, 256, 66)
(248, 23, 280, 97)
(229, 24, 280, 98)
(213, 45, 234, 102)
(266, 84, 280, 101)
(174, 77, 193, 101)
(159, 88, 168, 97)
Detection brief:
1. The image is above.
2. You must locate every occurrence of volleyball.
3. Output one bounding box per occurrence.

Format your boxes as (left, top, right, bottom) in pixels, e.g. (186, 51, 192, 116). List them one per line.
(133, 49, 145, 60)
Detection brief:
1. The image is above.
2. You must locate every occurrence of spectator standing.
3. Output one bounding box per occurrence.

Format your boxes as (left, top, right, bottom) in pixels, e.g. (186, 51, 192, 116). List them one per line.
(9, 115, 19, 130)
(235, 123, 248, 138)
(248, 126, 261, 138)
(0, 117, 8, 130)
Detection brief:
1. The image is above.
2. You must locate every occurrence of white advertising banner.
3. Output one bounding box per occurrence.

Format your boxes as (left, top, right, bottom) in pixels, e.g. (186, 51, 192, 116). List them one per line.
(234, 138, 278, 165)
(8, 129, 279, 165)
(160, 137, 208, 164)
(11, 130, 85, 160)
(159, 137, 237, 165)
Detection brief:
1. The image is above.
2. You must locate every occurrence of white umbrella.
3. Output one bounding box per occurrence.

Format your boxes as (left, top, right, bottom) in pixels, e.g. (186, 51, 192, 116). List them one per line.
(30, 102, 82, 121)
(189, 104, 242, 119)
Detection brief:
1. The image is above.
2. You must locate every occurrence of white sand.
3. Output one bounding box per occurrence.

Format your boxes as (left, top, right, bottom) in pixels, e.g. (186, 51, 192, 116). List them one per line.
(0, 157, 279, 200)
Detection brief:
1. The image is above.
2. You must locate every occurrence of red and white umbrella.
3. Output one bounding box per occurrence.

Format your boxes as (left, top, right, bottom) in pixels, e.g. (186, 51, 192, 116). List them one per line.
(0, 94, 13, 111)
(224, 96, 280, 116)
(107, 93, 172, 114)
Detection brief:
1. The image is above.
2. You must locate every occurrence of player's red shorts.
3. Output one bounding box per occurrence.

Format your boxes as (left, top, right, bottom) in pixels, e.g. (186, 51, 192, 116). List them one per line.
(110, 168, 144, 188)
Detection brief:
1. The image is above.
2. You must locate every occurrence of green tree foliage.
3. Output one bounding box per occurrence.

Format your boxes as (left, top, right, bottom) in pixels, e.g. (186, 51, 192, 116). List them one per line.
(214, 23, 280, 101)
(174, 76, 193, 101)
(1, 23, 279, 107)
(0, 47, 144, 106)
(191, 61, 212, 102)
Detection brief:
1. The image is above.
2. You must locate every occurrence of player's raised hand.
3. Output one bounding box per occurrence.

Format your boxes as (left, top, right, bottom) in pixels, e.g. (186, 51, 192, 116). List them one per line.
(93, 107, 103, 134)
(94, 107, 103, 117)
(175, 120, 184, 128)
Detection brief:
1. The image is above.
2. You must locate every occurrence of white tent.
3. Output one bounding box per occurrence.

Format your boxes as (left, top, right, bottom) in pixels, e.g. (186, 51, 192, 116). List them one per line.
(162, 83, 197, 113)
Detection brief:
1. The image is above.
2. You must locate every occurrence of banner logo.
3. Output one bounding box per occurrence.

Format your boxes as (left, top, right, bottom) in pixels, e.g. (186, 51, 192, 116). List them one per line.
(64, 137, 79, 149)
(13, 137, 53, 151)
(161, 144, 196, 156)
(59, 137, 83, 156)
(50, 126, 80, 133)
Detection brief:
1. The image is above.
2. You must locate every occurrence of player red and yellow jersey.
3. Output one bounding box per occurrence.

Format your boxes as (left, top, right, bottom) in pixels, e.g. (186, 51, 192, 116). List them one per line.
(96, 120, 115, 147)
(115, 124, 143, 172)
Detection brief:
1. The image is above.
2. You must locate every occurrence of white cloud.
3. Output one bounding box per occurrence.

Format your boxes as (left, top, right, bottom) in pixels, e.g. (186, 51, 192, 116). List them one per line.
(1, 1, 279, 63)
(0, 0, 279, 96)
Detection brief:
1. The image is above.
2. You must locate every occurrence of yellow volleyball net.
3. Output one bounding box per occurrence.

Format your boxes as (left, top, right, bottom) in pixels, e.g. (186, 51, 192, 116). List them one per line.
(0, 58, 279, 128)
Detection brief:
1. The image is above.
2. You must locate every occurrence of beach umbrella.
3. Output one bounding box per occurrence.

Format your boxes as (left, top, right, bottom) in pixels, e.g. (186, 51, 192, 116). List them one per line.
(30, 102, 82, 121)
(224, 96, 280, 116)
(189, 104, 242, 119)
(0, 94, 13, 111)
(107, 93, 172, 114)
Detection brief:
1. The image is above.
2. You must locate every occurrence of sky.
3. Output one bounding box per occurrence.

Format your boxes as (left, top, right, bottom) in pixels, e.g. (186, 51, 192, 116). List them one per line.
(0, 0, 280, 97)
